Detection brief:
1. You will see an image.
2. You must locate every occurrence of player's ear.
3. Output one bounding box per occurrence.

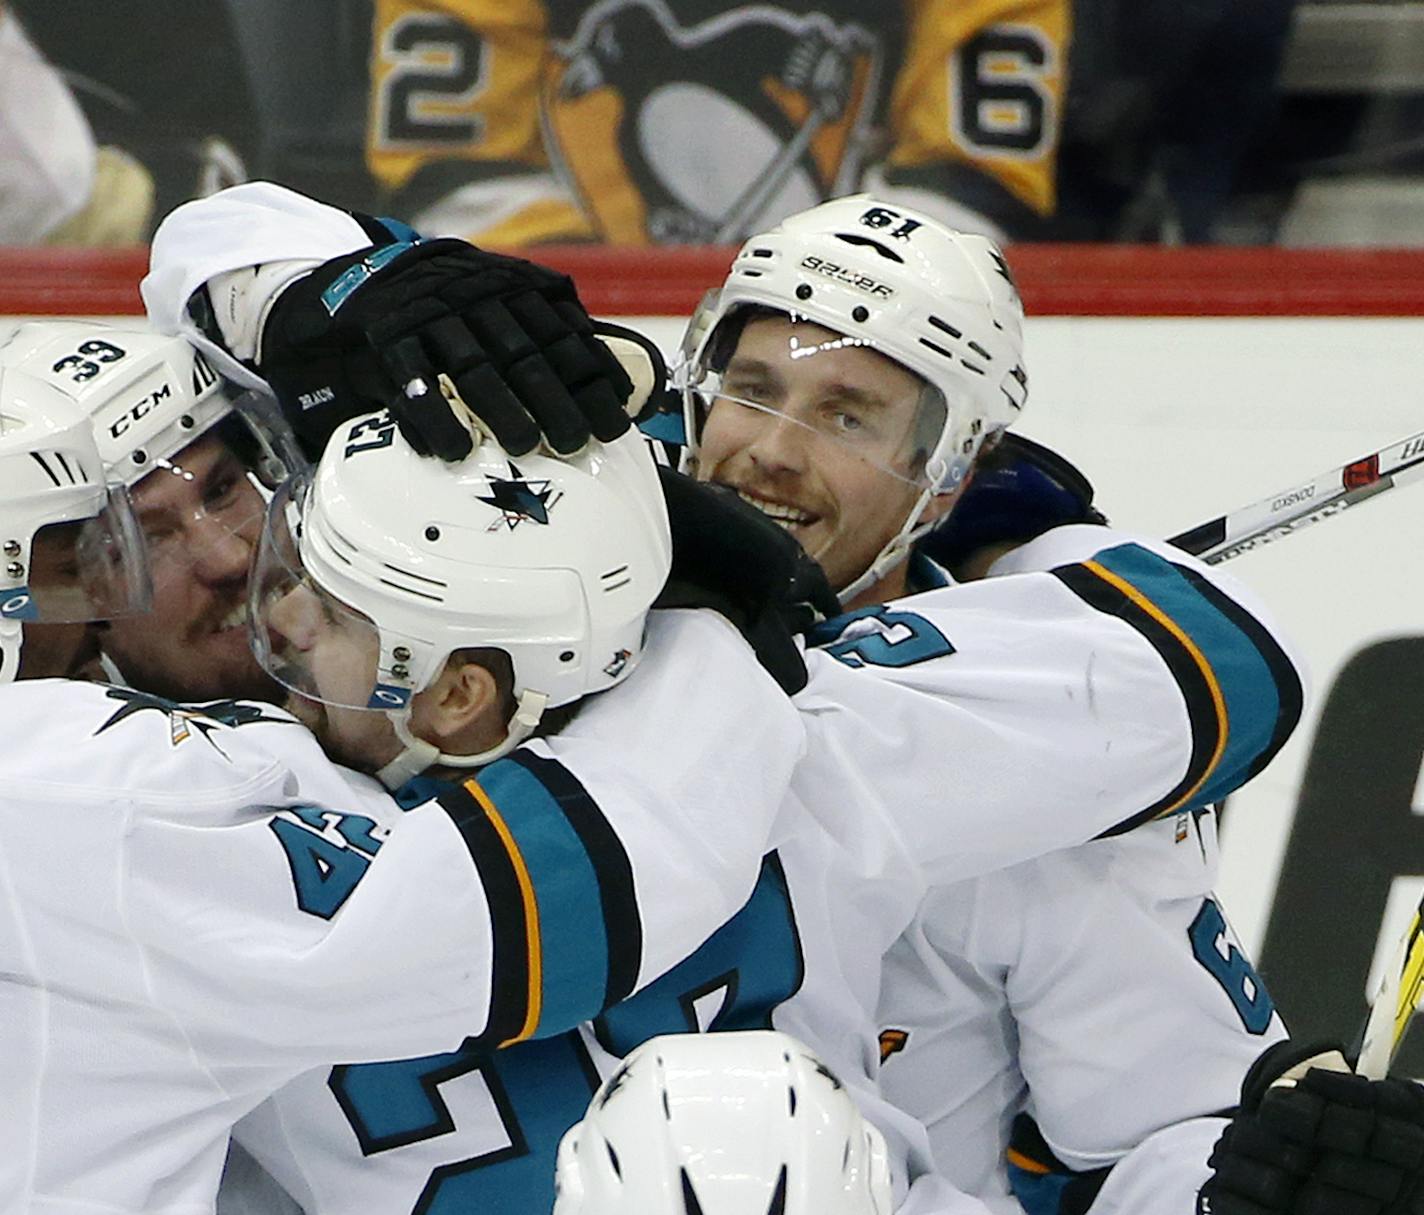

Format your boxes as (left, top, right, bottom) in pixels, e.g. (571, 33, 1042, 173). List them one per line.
(408, 659, 506, 753)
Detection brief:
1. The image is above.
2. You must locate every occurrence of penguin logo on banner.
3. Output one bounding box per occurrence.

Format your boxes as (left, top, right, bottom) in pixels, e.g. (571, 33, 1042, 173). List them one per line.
(544, 0, 883, 244)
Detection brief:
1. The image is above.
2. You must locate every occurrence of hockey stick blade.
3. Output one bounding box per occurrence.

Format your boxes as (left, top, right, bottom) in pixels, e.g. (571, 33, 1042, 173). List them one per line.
(1356, 891, 1424, 1079)
(1170, 430, 1424, 564)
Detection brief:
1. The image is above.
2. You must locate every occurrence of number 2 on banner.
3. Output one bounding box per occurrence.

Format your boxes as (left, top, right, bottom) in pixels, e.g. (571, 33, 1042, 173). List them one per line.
(375, 12, 488, 148)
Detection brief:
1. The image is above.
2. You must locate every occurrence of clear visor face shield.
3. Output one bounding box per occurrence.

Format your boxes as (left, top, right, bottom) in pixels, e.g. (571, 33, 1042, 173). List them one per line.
(129, 391, 308, 598)
(248, 471, 399, 716)
(13, 489, 153, 624)
(678, 299, 952, 495)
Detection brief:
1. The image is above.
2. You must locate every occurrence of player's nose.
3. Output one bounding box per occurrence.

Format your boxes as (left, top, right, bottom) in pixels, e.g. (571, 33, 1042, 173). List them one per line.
(188, 512, 255, 584)
(745, 411, 810, 475)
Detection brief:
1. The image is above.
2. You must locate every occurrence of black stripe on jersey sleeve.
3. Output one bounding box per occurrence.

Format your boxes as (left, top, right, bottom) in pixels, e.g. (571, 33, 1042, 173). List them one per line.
(436, 782, 532, 1050)
(1050, 563, 1222, 836)
(1176, 564, 1305, 785)
(505, 749, 644, 1008)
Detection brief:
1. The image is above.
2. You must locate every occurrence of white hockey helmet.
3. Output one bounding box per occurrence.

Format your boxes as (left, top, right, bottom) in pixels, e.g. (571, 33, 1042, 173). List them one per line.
(680, 194, 1028, 600)
(250, 412, 672, 787)
(0, 320, 303, 601)
(0, 321, 297, 491)
(554, 1030, 893, 1215)
(0, 371, 151, 681)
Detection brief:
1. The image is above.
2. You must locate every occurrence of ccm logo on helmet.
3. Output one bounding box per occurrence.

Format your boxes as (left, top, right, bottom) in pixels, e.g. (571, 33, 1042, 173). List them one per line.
(799, 256, 895, 298)
(108, 383, 173, 439)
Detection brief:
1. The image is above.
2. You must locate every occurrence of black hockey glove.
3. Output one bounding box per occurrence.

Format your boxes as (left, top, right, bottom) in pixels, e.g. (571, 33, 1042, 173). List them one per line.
(258, 237, 634, 461)
(1200, 1039, 1424, 1215)
(653, 466, 839, 696)
(917, 433, 1106, 576)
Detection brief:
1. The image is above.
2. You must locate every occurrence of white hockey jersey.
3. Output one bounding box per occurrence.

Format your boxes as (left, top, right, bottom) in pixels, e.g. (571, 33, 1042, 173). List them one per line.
(0, 608, 805, 1215)
(216, 527, 1304, 1215)
(879, 812, 1286, 1215)
(862, 528, 1299, 1215)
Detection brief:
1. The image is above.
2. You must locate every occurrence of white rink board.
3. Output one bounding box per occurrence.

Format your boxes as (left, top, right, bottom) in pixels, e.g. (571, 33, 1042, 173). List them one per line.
(7, 312, 1424, 975)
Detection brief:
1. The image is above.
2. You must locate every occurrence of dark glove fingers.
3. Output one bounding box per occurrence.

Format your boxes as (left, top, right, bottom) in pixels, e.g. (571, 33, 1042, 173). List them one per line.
(572, 378, 633, 443)
(575, 324, 637, 395)
(1314, 1153, 1405, 1203)
(1208, 1153, 1304, 1210)
(408, 313, 541, 455)
(1372, 1079, 1424, 1124)
(576, 334, 637, 438)
(461, 295, 540, 365)
(450, 361, 542, 457)
(1318, 1103, 1381, 1156)
(1227, 1119, 1319, 1177)
(377, 335, 471, 461)
(505, 354, 593, 455)
(1371, 1117, 1424, 1170)
(540, 330, 611, 389)
(1259, 1089, 1330, 1146)
(505, 287, 585, 347)
(1241, 1041, 1348, 1112)
(365, 292, 448, 345)
(1296, 1180, 1388, 1215)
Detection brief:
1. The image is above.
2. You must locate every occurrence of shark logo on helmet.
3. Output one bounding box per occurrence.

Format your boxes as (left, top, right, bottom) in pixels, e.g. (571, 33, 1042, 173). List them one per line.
(476, 463, 561, 531)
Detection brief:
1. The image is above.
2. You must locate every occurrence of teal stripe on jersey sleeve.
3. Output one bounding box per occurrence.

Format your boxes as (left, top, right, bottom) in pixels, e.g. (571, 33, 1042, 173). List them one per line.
(1091, 543, 1283, 808)
(477, 759, 609, 1037)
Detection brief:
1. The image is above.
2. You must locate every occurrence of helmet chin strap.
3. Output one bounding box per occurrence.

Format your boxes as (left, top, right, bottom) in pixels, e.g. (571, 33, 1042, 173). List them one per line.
(374, 689, 551, 791)
(835, 483, 944, 606)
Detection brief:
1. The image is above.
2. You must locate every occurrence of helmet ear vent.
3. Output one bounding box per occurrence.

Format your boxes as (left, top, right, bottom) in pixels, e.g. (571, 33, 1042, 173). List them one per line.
(832, 232, 904, 263)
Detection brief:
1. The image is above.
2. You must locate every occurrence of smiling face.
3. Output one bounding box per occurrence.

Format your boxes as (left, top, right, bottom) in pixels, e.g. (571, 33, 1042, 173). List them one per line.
(693, 315, 958, 602)
(99, 430, 281, 702)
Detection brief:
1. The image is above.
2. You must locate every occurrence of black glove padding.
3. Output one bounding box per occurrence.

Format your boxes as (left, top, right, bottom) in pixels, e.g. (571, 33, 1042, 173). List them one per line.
(259, 237, 634, 461)
(653, 466, 839, 695)
(1201, 1039, 1424, 1215)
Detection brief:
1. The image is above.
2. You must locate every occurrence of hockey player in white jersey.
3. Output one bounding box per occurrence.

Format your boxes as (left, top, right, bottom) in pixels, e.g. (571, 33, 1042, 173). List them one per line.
(0, 321, 848, 1214)
(134, 183, 1327, 1215)
(676, 195, 1424, 1215)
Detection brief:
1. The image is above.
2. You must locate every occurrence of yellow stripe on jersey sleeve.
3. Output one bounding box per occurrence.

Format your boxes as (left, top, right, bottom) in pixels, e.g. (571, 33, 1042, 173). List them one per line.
(1081, 559, 1231, 816)
(465, 777, 543, 1045)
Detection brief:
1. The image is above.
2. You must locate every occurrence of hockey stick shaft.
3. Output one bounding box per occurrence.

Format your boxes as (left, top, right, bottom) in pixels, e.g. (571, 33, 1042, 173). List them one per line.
(1169, 429, 1424, 564)
(1355, 893, 1424, 1079)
